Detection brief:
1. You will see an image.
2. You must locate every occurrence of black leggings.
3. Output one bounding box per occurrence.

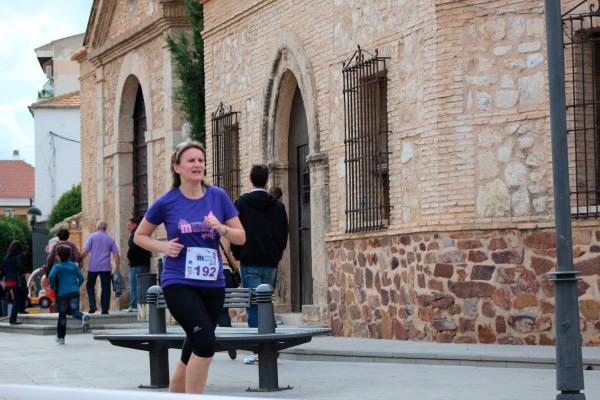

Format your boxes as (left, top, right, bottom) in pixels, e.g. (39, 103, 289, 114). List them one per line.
(162, 284, 225, 364)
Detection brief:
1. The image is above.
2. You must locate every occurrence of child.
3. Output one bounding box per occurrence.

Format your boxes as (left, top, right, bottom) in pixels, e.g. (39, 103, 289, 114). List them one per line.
(48, 245, 90, 344)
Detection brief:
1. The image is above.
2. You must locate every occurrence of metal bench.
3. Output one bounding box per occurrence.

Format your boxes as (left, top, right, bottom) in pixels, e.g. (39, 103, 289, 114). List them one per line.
(94, 284, 329, 392)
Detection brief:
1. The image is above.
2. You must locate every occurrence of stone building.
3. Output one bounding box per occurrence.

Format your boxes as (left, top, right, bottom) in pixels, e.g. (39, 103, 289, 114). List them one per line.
(201, 0, 600, 345)
(76, 0, 191, 309)
(79, 0, 600, 344)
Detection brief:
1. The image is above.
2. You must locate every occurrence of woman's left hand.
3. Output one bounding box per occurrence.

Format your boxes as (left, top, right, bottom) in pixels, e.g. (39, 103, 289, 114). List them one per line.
(204, 212, 223, 233)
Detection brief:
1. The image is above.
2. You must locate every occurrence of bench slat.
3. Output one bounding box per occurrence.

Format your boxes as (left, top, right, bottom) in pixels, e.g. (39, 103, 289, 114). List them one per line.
(223, 288, 252, 308)
(224, 302, 252, 308)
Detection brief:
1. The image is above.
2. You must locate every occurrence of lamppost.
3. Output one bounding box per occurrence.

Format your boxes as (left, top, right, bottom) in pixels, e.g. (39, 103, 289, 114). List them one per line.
(26, 201, 43, 269)
(26, 204, 41, 228)
(543, 1, 586, 399)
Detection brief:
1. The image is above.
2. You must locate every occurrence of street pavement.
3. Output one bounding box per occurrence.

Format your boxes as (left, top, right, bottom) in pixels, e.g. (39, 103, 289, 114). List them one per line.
(0, 331, 598, 399)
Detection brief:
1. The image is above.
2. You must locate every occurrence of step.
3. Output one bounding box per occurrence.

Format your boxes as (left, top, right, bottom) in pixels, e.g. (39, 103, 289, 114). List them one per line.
(275, 312, 304, 326)
(0, 321, 146, 335)
(0, 311, 144, 335)
(279, 336, 600, 370)
(16, 311, 139, 327)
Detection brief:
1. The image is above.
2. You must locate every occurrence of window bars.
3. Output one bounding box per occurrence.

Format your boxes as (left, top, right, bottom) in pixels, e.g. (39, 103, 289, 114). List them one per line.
(343, 46, 391, 233)
(211, 102, 240, 201)
(563, 3, 600, 217)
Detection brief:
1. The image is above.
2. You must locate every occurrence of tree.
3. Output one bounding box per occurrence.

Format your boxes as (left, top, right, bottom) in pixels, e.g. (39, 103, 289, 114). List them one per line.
(47, 184, 82, 228)
(0, 217, 30, 261)
(165, 0, 205, 144)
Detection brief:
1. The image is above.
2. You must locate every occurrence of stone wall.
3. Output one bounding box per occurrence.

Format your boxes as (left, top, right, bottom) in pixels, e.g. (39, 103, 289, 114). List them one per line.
(78, 56, 97, 234)
(327, 228, 600, 345)
(203, 0, 561, 234)
(105, 0, 160, 42)
(204, 0, 600, 330)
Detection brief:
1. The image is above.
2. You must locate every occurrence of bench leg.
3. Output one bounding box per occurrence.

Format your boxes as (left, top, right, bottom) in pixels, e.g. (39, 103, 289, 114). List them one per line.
(247, 344, 292, 392)
(139, 342, 170, 389)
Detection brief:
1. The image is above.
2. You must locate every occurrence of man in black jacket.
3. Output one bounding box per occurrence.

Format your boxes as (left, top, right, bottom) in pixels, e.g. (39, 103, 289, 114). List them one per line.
(126, 217, 151, 312)
(231, 164, 288, 334)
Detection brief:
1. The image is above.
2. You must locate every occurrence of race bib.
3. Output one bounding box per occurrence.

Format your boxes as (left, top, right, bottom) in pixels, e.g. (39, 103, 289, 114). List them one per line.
(185, 247, 219, 281)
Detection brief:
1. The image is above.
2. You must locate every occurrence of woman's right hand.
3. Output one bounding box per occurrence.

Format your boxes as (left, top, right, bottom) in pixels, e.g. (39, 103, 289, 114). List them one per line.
(163, 238, 184, 258)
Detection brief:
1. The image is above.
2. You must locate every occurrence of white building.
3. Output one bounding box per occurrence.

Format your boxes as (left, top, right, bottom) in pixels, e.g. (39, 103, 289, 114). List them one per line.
(29, 33, 84, 221)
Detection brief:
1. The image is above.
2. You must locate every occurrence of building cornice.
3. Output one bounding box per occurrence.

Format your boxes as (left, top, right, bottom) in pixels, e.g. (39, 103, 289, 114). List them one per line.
(88, 3, 189, 67)
(71, 46, 88, 62)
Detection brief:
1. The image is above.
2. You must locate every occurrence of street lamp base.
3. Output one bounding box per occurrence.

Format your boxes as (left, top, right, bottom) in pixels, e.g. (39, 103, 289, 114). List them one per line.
(557, 392, 586, 400)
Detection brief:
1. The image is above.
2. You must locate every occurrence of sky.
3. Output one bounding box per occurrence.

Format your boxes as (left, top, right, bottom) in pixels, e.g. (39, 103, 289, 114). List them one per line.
(0, 1, 93, 166)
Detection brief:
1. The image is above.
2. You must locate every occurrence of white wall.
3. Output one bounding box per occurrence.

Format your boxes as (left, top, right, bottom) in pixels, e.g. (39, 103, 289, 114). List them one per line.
(35, 33, 84, 98)
(51, 35, 84, 97)
(33, 107, 81, 221)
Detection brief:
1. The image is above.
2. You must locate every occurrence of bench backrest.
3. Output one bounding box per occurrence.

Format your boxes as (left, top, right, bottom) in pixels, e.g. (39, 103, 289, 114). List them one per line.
(224, 287, 252, 308)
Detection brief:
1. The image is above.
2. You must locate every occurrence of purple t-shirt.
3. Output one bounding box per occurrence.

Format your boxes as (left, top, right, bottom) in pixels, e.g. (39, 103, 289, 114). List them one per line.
(144, 185, 238, 288)
(83, 231, 119, 272)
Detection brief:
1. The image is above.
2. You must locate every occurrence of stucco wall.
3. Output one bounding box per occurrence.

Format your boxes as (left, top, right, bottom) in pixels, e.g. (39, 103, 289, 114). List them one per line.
(32, 107, 81, 218)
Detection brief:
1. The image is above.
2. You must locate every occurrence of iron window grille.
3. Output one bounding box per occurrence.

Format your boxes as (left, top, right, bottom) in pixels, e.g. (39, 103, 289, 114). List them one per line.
(563, 2, 600, 218)
(343, 45, 391, 233)
(211, 102, 240, 201)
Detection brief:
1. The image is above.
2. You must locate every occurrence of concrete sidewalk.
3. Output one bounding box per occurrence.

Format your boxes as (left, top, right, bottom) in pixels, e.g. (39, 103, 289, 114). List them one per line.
(0, 331, 598, 399)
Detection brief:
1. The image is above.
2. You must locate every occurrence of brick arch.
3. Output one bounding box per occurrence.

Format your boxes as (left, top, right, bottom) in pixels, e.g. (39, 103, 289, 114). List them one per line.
(261, 31, 320, 164)
(110, 51, 154, 264)
(114, 52, 153, 141)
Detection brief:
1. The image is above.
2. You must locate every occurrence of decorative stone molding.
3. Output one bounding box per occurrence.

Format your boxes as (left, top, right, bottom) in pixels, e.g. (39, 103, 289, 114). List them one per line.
(114, 51, 154, 142)
(306, 151, 328, 166)
(261, 30, 321, 162)
(145, 129, 166, 143)
(87, 5, 188, 67)
(103, 142, 133, 158)
(49, 212, 83, 236)
(267, 161, 288, 171)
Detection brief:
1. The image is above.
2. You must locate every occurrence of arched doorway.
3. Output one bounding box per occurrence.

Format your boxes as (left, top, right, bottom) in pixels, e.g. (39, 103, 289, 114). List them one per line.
(288, 87, 312, 311)
(262, 33, 330, 323)
(132, 85, 148, 219)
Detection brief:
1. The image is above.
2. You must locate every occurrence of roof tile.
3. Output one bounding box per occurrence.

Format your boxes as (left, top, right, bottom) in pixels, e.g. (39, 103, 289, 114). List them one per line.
(30, 92, 80, 108)
(0, 160, 34, 199)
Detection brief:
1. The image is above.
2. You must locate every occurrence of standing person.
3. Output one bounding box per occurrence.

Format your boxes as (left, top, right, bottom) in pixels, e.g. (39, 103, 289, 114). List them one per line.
(231, 164, 288, 365)
(46, 228, 82, 285)
(0, 240, 28, 325)
(48, 245, 89, 344)
(126, 217, 151, 312)
(81, 221, 120, 314)
(0, 280, 6, 317)
(269, 186, 283, 200)
(134, 141, 245, 394)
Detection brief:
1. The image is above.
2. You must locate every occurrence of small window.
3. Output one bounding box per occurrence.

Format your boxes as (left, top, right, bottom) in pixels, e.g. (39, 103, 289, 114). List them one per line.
(342, 46, 391, 232)
(4, 208, 15, 217)
(211, 102, 241, 200)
